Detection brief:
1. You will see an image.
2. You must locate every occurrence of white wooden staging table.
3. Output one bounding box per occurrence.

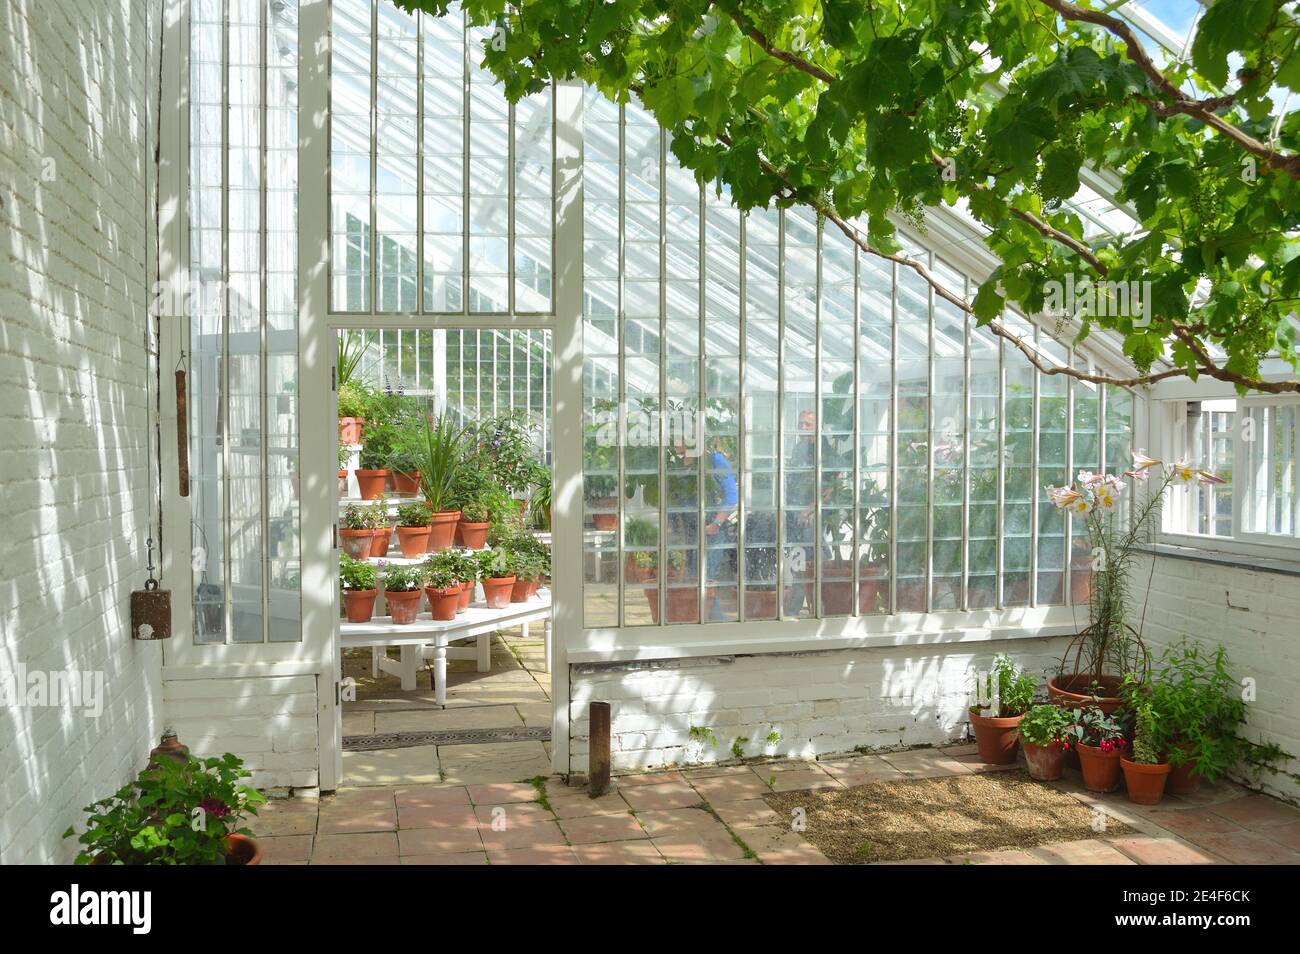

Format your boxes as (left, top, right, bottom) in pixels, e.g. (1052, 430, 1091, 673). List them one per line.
(339, 589, 551, 704)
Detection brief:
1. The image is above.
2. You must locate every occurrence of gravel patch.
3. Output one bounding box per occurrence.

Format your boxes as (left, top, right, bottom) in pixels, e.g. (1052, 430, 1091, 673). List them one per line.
(764, 769, 1129, 864)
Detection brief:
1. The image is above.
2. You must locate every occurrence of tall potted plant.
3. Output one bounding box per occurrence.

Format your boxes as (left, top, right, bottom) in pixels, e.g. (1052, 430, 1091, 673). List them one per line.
(1047, 453, 1222, 712)
(1120, 679, 1171, 804)
(1149, 640, 1247, 794)
(340, 552, 379, 622)
(416, 413, 466, 550)
(968, 653, 1036, 764)
(64, 752, 266, 865)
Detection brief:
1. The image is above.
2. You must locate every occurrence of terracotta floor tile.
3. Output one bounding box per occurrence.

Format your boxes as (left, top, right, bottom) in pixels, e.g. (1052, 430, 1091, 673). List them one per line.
(477, 818, 567, 850)
(397, 805, 480, 831)
(689, 773, 772, 802)
(711, 798, 782, 830)
(548, 791, 631, 818)
(311, 832, 400, 861)
(1209, 794, 1300, 831)
(652, 832, 748, 864)
(397, 826, 484, 855)
(573, 841, 666, 864)
(474, 802, 555, 828)
(1027, 838, 1136, 865)
(258, 834, 314, 864)
(1105, 835, 1222, 865)
(634, 807, 721, 837)
(465, 781, 542, 805)
(399, 851, 489, 865)
(1147, 806, 1246, 838)
(486, 845, 582, 865)
(393, 785, 472, 810)
(620, 780, 702, 811)
(1187, 829, 1300, 865)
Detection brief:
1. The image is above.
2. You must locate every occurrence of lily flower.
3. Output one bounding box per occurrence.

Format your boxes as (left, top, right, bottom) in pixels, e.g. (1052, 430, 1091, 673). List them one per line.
(1071, 497, 1092, 515)
(1077, 470, 1105, 488)
(1046, 485, 1081, 510)
(1197, 470, 1226, 485)
(1171, 461, 1196, 483)
(1095, 487, 1117, 510)
(1131, 450, 1161, 471)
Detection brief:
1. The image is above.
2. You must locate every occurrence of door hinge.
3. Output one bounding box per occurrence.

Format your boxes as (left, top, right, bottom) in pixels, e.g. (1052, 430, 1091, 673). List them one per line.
(332, 523, 338, 549)
(335, 680, 341, 705)
(331, 365, 337, 391)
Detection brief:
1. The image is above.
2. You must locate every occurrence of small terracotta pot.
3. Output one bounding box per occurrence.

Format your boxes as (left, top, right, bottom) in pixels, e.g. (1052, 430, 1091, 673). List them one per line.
(385, 588, 423, 624)
(625, 555, 656, 583)
(820, 579, 854, 615)
(338, 417, 364, 445)
(425, 586, 460, 621)
(1121, 758, 1171, 805)
(1167, 758, 1203, 795)
(969, 709, 1024, 765)
(342, 588, 378, 623)
(395, 525, 431, 558)
(370, 526, 392, 558)
(339, 528, 374, 560)
(226, 833, 262, 866)
(482, 575, 516, 608)
(591, 498, 617, 531)
(355, 469, 388, 500)
(457, 520, 490, 549)
(391, 469, 421, 495)
(646, 586, 706, 623)
(512, 577, 542, 603)
(428, 510, 460, 550)
(1022, 740, 1066, 781)
(1076, 741, 1124, 793)
(456, 581, 472, 613)
(338, 469, 348, 496)
(1048, 673, 1124, 715)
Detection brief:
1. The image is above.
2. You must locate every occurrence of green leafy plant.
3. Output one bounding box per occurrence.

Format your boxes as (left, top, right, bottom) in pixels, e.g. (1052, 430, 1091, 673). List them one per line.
(1019, 704, 1071, 748)
(688, 725, 717, 748)
(422, 549, 466, 587)
(341, 503, 368, 530)
(337, 379, 368, 421)
(364, 498, 391, 530)
(972, 653, 1037, 717)
(339, 552, 377, 591)
(1062, 706, 1129, 753)
(730, 737, 749, 759)
(337, 331, 364, 390)
(380, 562, 424, 592)
(1146, 640, 1247, 781)
(475, 546, 512, 580)
(469, 411, 545, 497)
(528, 470, 552, 530)
(396, 502, 432, 528)
(398, 0, 1300, 396)
(63, 753, 265, 865)
(416, 413, 467, 513)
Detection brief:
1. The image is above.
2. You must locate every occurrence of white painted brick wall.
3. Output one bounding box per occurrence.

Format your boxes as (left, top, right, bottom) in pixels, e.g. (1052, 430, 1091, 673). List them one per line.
(163, 675, 321, 792)
(567, 636, 1070, 774)
(1135, 553, 1300, 802)
(0, 0, 164, 863)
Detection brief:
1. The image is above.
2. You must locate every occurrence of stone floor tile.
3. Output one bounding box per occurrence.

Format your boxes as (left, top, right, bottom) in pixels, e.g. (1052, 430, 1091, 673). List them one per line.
(474, 802, 554, 828)
(466, 781, 543, 805)
(547, 790, 631, 818)
(634, 807, 721, 837)
(1146, 806, 1246, 839)
(652, 831, 749, 864)
(1209, 794, 1300, 831)
(879, 749, 974, 779)
(311, 832, 400, 861)
(689, 772, 772, 802)
(573, 841, 666, 864)
(477, 818, 567, 850)
(711, 798, 781, 830)
(393, 785, 472, 810)
(1027, 838, 1136, 864)
(559, 812, 647, 844)
(1104, 835, 1223, 865)
(1185, 829, 1300, 865)
(400, 851, 489, 865)
(258, 834, 314, 864)
(619, 779, 702, 811)
(397, 825, 483, 855)
(486, 845, 581, 865)
(397, 804, 479, 831)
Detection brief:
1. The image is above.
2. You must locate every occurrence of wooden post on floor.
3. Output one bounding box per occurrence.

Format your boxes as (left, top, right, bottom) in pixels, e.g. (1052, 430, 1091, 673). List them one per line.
(589, 701, 611, 797)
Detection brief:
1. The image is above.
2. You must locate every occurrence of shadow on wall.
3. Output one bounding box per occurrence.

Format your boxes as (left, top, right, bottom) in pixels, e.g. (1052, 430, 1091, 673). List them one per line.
(0, 0, 164, 863)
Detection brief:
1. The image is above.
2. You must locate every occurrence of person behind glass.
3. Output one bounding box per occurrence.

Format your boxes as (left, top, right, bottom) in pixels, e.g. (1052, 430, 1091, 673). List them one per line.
(785, 408, 821, 615)
(674, 434, 738, 620)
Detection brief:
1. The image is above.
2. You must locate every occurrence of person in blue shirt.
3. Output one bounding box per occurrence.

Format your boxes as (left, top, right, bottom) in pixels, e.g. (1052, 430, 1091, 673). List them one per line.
(703, 439, 738, 620)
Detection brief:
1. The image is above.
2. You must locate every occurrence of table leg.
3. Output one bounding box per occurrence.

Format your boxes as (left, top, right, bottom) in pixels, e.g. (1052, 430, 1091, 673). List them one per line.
(432, 642, 448, 706)
(477, 632, 491, 672)
(371, 646, 381, 679)
(398, 644, 420, 691)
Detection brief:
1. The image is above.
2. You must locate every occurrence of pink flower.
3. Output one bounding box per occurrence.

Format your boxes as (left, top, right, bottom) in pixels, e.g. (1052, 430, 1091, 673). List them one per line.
(1197, 470, 1226, 485)
(1131, 450, 1161, 471)
(1046, 485, 1082, 511)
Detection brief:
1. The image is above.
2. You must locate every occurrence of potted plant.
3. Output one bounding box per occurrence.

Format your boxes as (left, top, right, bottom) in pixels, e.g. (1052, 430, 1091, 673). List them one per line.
(366, 497, 393, 557)
(380, 563, 424, 624)
(1019, 704, 1071, 781)
(337, 443, 351, 497)
(476, 546, 515, 608)
(336, 339, 367, 445)
(450, 468, 496, 548)
(448, 548, 479, 612)
(968, 653, 1036, 764)
(394, 502, 433, 558)
(507, 536, 548, 602)
(356, 421, 395, 500)
(1148, 640, 1247, 794)
(1120, 678, 1171, 804)
(64, 751, 266, 865)
(422, 557, 462, 621)
(340, 503, 375, 560)
(528, 464, 552, 530)
(387, 443, 423, 496)
(624, 516, 659, 583)
(340, 552, 379, 622)
(417, 413, 466, 550)
(1063, 706, 1130, 793)
(1048, 454, 1221, 712)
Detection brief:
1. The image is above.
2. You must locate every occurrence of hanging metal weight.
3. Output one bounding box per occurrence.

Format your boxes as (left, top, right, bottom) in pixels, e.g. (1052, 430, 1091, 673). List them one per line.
(131, 578, 173, 641)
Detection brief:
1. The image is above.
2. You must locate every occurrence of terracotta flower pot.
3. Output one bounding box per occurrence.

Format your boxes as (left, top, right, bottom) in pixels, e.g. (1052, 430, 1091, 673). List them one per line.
(744, 588, 778, 619)
(969, 710, 1024, 765)
(391, 469, 421, 495)
(625, 555, 656, 583)
(1022, 740, 1066, 781)
(1167, 759, 1203, 795)
(482, 575, 516, 608)
(1121, 758, 1171, 805)
(370, 526, 392, 558)
(511, 577, 540, 603)
(226, 833, 262, 866)
(820, 579, 854, 615)
(385, 588, 423, 624)
(1076, 741, 1124, 793)
(428, 510, 460, 551)
(395, 525, 431, 558)
(425, 585, 460, 621)
(457, 520, 490, 549)
(456, 581, 472, 613)
(339, 528, 374, 560)
(338, 416, 364, 445)
(858, 577, 886, 614)
(591, 498, 617, 531)
(342, 588, 378, 623)
(646, 586, 707, 623)
(1048, 673, 1124, 715)
(355, 469, 388, 500)
(338, 469, 348, 496)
